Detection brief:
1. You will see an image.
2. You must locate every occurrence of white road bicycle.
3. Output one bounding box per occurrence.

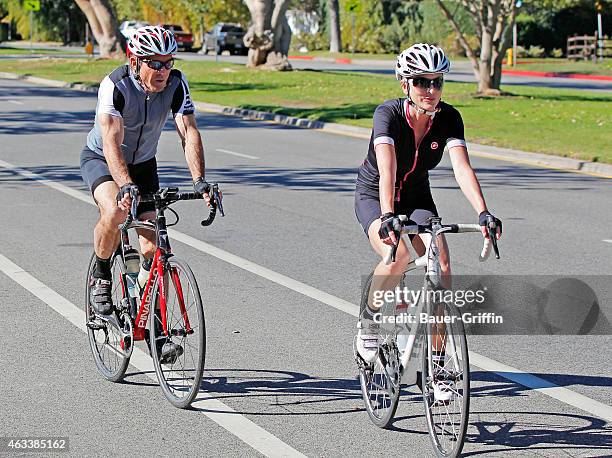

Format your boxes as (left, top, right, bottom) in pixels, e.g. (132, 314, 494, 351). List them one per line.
(354, 216, 500, 458)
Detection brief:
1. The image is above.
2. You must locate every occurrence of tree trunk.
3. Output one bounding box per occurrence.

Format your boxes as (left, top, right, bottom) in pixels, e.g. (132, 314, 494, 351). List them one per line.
(243, 0, 292, 71)
(435, 0, 516, 95)
(74, 0, 125, 59)
(328, 0, 341, 53)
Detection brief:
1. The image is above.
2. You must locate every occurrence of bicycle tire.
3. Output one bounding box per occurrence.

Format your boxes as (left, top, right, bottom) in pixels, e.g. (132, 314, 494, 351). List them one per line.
(422, 300, 470, 458)
(150, 257, 206, 408)
(357, 272, 401, 428)
(85, 252, 130, 382)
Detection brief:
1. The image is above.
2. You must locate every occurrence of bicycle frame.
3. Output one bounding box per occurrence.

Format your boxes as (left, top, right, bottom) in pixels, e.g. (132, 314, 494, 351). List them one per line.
(385, 217, 486, 380)
(117, 204, 192, 342)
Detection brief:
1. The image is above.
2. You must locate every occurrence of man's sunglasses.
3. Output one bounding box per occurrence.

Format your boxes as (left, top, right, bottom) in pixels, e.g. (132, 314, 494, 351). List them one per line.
(411, 76, 444, 90)
(141, 58, 174, 71)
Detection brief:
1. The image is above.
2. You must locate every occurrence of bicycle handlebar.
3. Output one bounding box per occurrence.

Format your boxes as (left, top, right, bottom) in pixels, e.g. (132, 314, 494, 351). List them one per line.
(118, 185, 225, 230)
(383, 220, 500, 266)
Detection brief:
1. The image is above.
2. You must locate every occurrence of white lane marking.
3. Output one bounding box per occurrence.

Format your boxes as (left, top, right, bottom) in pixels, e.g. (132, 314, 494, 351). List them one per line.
(0, 253, 306, 458)
(7, 100, 24, 105)
(1, 158, 611, 424)
(603, 240, 612, 244)
(470, 353, 612, 423)
(215, 148, 259, 160)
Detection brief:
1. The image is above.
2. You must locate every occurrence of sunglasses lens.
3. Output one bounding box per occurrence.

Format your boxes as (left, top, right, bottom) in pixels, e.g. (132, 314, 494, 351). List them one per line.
(412, 77, 443, 89)
(145, 59, 173, 70)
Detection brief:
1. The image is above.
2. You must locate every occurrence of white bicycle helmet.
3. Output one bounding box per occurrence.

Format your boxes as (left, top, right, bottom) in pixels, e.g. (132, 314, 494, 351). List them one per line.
(395, 43, 450, 80)
(127, 25, 177, 57)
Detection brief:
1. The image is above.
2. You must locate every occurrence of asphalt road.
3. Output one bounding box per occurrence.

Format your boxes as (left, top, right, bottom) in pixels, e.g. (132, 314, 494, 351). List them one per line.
(1, 78, 611, 457)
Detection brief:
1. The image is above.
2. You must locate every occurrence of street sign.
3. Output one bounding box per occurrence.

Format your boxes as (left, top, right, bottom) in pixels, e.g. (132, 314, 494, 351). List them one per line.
(344, 0, 361, 13)
(24, 0, 40, 11)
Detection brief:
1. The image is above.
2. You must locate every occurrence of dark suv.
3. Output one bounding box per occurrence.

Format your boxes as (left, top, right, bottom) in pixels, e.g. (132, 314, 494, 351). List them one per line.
(203, 23, 247, 55)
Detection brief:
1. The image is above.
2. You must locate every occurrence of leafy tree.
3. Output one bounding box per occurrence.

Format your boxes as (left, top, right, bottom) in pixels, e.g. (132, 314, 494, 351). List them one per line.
(435, 0, 517, 95)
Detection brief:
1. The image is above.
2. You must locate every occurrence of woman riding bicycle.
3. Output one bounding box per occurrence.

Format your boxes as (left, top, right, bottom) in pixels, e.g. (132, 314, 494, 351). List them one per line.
(354, 43, 502, 363)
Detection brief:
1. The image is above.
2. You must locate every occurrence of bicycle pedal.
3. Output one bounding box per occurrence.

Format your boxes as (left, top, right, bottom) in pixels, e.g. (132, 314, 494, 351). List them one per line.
(86, 320, 105, 330)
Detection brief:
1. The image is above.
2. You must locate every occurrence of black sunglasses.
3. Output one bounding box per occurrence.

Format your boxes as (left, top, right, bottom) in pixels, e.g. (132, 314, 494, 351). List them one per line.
(411, 76, 444, 90)
(141, 58, 174, 71)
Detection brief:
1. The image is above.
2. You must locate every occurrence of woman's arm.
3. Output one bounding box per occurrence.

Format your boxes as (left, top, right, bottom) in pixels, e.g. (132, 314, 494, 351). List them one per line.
(448, 145, 487, 214)
(375, 143, 397, 215)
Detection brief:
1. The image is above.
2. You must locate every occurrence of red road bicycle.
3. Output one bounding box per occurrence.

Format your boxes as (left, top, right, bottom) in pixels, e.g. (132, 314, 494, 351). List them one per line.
(85, 185, 223, 408)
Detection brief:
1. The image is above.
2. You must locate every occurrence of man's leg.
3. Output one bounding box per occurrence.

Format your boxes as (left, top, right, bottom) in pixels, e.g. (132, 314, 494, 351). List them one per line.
(89, 181, 127, 314)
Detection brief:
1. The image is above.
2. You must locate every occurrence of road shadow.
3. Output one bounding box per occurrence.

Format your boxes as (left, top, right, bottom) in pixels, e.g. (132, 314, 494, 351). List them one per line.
(235, 102, 376, 124)
(0, 109, 95, 135)
(430, 165, 609, 190)
(194, 368, 364, 415)
(471, 370, 612, 399)
(462, 411, 612, 456)
(0, 81, 96, 99)
(190, 81, 278, 93)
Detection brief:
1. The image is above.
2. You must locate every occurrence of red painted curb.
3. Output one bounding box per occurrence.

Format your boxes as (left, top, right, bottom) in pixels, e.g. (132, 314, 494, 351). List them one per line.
(502, 68, 612, 82)
(288, 55, 314, 60)
(335, 58, 352, 64)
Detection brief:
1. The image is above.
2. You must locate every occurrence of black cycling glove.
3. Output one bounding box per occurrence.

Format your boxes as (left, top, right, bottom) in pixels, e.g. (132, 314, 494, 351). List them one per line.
(378, 212, 399, 240)
(479, 211, 502, 235)
(116, 183, 139, 202)
(193, 177, 210, 195)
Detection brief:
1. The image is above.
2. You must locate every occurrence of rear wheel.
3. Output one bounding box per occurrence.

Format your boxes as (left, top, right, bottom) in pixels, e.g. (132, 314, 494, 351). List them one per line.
(85, 252, 130, 382)
(150, 257, 206, 408)
(422, 300, 470, 457)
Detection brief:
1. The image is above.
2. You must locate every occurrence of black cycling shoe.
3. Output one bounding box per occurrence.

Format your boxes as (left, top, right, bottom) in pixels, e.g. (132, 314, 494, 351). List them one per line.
(160, 341, 184, 365)
(89, 277, 113, 315)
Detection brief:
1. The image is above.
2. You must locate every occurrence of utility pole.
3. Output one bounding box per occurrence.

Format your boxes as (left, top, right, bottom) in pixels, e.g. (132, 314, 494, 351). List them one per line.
(513, 0, 523, 66)
(596, 1, 604, 62)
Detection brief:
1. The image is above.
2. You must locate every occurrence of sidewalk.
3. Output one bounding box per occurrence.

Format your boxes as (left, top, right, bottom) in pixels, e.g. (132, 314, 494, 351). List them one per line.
(1, 70, 611, 178)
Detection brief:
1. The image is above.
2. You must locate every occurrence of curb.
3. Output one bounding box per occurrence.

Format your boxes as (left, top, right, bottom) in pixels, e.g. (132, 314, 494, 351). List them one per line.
(0, 71, 98, 93)
(2, 71, 610, 178)
(502, 68, 612, 82)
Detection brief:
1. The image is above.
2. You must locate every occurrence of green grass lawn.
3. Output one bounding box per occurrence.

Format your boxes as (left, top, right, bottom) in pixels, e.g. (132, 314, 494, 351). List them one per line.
(2, 58, 610, 163)
(505, 58, 612, 76)
(0, 46, 82, 56)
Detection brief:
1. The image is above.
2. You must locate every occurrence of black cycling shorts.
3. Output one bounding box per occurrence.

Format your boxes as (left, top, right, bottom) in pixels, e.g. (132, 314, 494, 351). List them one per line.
(354, 187, 438, 237)
(80, 146, 160, 215)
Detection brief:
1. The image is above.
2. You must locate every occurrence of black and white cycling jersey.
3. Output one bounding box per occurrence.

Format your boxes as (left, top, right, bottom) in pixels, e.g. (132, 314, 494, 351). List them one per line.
(355, 98, 466, 202)
(86, 64, 195, 164)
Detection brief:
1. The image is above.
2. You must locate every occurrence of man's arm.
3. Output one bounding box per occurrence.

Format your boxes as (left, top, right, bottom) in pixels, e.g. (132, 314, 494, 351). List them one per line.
(175, 113, 205, 180)
(99, 113, 131, 187)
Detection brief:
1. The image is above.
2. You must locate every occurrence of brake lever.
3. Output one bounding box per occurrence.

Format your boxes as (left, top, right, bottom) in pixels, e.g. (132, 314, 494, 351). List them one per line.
(487, 224, 500, 259)
(200, 183, 224, 227)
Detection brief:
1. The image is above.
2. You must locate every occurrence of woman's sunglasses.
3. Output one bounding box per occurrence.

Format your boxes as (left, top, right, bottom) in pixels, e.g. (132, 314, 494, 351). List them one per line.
(141, 58, 174, 71)
(411, 76, 444, 90)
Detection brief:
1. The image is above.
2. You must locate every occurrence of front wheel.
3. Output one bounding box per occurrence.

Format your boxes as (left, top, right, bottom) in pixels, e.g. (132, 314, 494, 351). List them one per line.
(150, 257, 206, 408)
(85, 252, 130, 382)
(422, 300, 470, 457)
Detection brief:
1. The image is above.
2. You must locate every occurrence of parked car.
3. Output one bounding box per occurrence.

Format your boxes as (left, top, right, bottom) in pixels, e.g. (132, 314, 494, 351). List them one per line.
(161, 24, 194, 52)
(119, 21, 150, 40)
(203, 23, 247, 55)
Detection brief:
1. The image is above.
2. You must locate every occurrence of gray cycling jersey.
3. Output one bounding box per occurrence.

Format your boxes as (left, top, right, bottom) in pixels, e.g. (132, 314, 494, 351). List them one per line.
(86, 64, 195, 164)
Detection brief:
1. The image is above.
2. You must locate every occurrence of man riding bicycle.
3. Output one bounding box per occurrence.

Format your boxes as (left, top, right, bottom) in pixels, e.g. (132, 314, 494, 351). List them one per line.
(354, 44, 502, 363)
(80, 25, 212, 321)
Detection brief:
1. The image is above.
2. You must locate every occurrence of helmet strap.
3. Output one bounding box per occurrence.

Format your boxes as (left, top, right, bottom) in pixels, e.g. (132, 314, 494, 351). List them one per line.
(407, 86, 439, 118)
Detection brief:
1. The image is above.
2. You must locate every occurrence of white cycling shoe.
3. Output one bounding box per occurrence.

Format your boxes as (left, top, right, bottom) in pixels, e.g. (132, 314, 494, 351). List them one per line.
(356, 310, 380, 364)
(433, 380, 455, 403)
